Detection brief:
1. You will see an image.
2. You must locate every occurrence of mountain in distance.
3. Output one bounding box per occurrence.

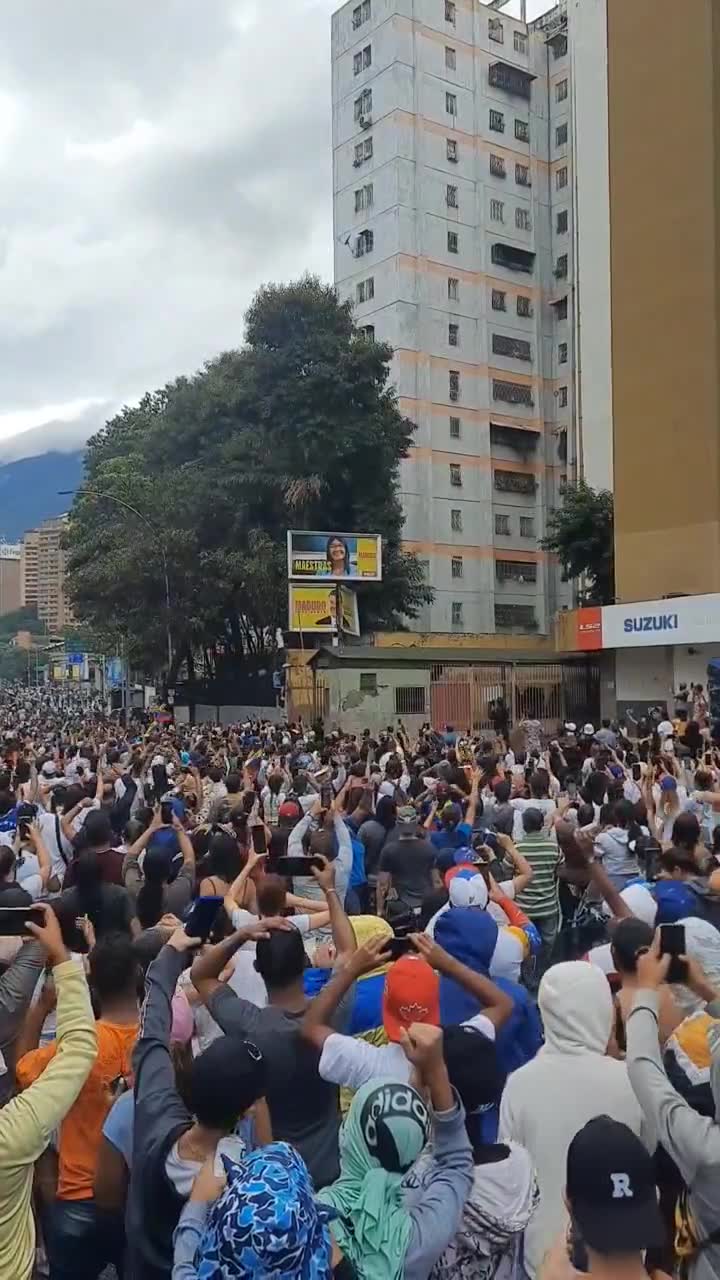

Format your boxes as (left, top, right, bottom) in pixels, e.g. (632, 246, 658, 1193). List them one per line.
(0, 450, 85, 542)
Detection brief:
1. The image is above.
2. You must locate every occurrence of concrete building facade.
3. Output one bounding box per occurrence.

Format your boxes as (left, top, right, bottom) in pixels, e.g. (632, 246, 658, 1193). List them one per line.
(332, 0, 576, 637)
(21, 517, 72, 634)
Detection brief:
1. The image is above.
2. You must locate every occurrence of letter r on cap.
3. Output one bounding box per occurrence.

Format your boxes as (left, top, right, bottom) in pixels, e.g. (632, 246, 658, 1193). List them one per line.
(610, 1173, 633, 1199)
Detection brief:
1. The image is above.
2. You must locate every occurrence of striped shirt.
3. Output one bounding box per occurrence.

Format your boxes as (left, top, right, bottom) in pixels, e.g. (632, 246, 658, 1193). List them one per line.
(514, 832, 561, 919)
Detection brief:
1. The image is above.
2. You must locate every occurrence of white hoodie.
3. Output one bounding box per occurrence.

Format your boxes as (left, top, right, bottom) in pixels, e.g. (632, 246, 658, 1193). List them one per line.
(498, 962, 652, 1279)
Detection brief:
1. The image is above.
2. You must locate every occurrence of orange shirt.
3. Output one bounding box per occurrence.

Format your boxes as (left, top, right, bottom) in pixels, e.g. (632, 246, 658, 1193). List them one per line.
(16, 1019, 138, 1200)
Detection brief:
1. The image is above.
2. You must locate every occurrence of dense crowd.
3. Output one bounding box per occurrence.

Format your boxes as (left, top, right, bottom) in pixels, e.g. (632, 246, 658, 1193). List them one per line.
(0, 684, 719, 1280)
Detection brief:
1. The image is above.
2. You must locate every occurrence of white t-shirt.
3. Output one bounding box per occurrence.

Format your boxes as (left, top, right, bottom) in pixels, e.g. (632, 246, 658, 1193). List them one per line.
(36, 809, 73, 884)
(227, 907, 313, 1008)
(318, 1011, 496, 1092)
(510, 797, 556, 842)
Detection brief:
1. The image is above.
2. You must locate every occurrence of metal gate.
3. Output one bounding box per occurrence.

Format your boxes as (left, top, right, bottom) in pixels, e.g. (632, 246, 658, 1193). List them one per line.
(287, 668, 329, 724)
(430, 660, 599, 737)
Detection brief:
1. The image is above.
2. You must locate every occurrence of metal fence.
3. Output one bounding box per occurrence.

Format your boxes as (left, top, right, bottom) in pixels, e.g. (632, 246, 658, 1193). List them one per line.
(430, 660, 599, 737)
(287, 668, 330, 724)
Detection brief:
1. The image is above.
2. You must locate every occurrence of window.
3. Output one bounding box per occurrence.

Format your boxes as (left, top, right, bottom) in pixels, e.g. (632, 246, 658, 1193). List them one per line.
(449, 415, 461, 438)
(493, 333, 531, 361)
(445, 0, 456, 24)
(495, 603, 536, 628)
(489, 62, 533, 98)
(555, 253, 568, 278)
(354, 89, 373, 120)
(363, 45, 372, 68)
(446, 92, 457, 116)
(448, 230, 459, 254)
(356, 277, 375, 303)
(354, 51, 362, 75)
(520, 516, 535, 538)
(395, 686, 427, 716)
(515, 163, 531, 187)
(359, 324, 375, 340)
(448, 276, 459, 301)
(446, 184, 458, 208)
(490, 154, 506, 180)
(514, 30, 528, 54)
(489, 16, 504, 43)
(447, 138, 458, 162)
(559, 385, 568, 407)
(354, 137, 373, 164)
(450, 462, 462, 486)
(493, 379, 533, 407)
(515, 118, 530, 143)
(556, 166, 568, 190)
(552, 33, 568, 58)
(492, 289, 506, 312)
(556, 78, 568, 102)
(449, 369, 460, 399)
(445, 46, 456, 70)
(489, 109, 505, 133)
(359, 672, 377, 694)
(496, 560, 537, 583)
(515, 207, 531, 231)
(354, 183, 374, 211)
(556, 122, 568, 146)
(451, 601, 464, 626)
(558, 341, 568, 363)
(490, 198, 504, 222)
(451, 508, 463, 532)
(495, 513, 510, 536)
(352, 0, 371, 29)
(555, 295, 568, 320)
(356, 228, 374, 256)
(494, 469, 537, 494)
(451, 556, 463, 579)
(449, 322, 459, 347)
(516, 294, 532, 318)
(491, 242, 535, 273)
(556, 209, 568, 234)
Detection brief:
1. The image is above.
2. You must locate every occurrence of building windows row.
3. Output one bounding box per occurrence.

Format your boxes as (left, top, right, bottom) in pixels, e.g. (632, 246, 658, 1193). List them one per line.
(489, 201, 532, 233)
(353, 45, 371, 75)
(491, 291, 533, 318)
(496, 603, 536, 629)
(493, 333, 531, 361)
(497, 559, 537, 583)
(493, 380, 533, 407)
(495, 514, 535, 537)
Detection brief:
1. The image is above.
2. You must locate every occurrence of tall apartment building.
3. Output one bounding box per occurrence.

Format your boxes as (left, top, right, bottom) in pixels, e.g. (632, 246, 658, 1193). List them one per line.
(21, 517, 72, 634)
(0, 544, 22, 617)
(332, 0, 575, 635)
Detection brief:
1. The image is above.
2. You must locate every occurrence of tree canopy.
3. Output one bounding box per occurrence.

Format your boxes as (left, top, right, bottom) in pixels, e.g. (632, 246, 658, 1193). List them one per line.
(542, 480, 615, 604)
(64, 276, 431, 680)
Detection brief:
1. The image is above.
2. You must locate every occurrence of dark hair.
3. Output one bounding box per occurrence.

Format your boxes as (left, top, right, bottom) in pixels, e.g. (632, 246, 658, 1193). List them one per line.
(188, 1038, 266, 1131)
(205, 832, 242, 884)
(612, 799, 636, 830)
(135, 842, 173, 930)
(611, 918, 654, 975)
(576, 802, 595, 828)
(529, 771, 549, 799)
(583, 772, 608, 807)
(254, 929, 306, 988)
(226, 772, 241, 795)
(82, 810, 114, 850)
(660, 847, 697, 877)
(325, 535, 350, 573)
(418, 888, 449, 930)
(0, 846, 15, 881)
(88, 932, 139, 1005)
(494, 779, 511, 804)
(0, 790, 15, 817)
(671, 812, 701, 854)
(208, 766, 223, 785)
(375, 795, 397, 829)
(522, 807, 544, 834)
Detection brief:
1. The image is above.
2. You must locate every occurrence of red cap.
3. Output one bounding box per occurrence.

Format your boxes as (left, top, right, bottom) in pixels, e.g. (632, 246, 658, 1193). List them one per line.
(382, 955, 440, 1043)
(278, 801, 302, 821)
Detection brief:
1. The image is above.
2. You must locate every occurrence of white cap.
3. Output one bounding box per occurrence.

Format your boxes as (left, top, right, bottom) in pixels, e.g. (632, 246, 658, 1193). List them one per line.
(583, 723, 595, 736)
(41, 761, 57, 777)
(564, 722, 577, 733)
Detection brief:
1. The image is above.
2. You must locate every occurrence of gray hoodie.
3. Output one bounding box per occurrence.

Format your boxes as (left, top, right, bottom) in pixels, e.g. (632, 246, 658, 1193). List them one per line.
(593, 826, 640, 890)
(626, 990, 720, 1280)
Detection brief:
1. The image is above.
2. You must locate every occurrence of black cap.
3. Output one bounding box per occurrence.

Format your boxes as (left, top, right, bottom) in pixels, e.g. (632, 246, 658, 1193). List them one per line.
(567, 1117, 665, 1254)
(442, 1024, 506, 1114)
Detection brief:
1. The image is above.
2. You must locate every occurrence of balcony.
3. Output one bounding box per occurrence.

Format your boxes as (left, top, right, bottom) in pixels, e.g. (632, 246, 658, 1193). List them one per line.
(494, 469, 537, 495)
(490, 423, 539, 453)
(491, 242, 535, 274)
(492, 333, 531, 362)
(495, 603, 538, 631)
(488, 61, 534, 100)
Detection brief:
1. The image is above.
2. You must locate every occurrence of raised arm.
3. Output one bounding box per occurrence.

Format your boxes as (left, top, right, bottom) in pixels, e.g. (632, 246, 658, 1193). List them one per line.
(411, 933, 513, 1031)
(464, 769, 481, 829)
(311, 856, 356, 965)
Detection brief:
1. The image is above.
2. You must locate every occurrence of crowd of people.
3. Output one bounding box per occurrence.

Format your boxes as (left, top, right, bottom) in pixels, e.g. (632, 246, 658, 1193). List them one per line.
(0, 684, 719, 1280)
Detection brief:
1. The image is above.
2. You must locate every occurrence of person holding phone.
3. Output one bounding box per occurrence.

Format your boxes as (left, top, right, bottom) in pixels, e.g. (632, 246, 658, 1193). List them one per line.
(122, 804, 196, 928)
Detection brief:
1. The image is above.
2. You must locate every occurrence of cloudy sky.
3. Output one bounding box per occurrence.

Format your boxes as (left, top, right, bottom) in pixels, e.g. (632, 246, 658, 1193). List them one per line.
(0, 0, 553, 458)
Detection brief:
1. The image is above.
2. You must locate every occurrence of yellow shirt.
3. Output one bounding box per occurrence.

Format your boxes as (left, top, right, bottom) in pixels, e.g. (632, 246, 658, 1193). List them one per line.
(0, 960, 96, 1279)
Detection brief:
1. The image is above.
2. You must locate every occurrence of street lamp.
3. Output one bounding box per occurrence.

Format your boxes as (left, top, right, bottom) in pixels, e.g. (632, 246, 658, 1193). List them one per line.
(58, 487, 173, 676)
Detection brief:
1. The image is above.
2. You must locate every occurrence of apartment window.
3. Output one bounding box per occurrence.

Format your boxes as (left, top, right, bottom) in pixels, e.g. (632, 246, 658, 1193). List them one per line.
(359, 672, 378, 694)
(354, 89, 372, 120)
(514, 30, 528, 54)
(451, 601, 464, 626)
(447, 230, 459, 253)
(445, 46, 456, 70)
(354, 183, 374, 211)
(450, 463, 462, 487)
(489, 109, 505, 133)
(356, 277, 375, 303)
(516, 294, 532, 318)
(448, 276, 459, 301)
(555, 253, 568, 278)
(490, 153, 506, 179)
(354, 51, 363, 75)
(363, 44, 372, 68)
(515, 118, 529, 143)
(451, 556, 464, 579)
(359, 324, 375, 340)
(449, 415, 461, 438)
(515, 207, 531, 231)
(495, 513, 510, 536)
(354, 138, 373, 164)
(495, 602, 536, 629)
(445, 0, 456, 24)
(352, 0, 371, 29)
(446, 183, 458, 208)
(446, 92, 457, 116)
(395, 686, 427, 716)
(493, 333, 531, 361)
(356, 228, 374, 256)
(497, 560, 537, 584)
(559, 385, 568, 407)
(558, 341, 568, 363)
(553, 33, 568, 58)
(489, 16, 504, 43)
(493, 379, 533, 407)
(490, 198, 504, 222)
(515, 163, 531, 187)
(495, 469, 536, 495)
(492, 289, 506, 312)
(520, 516, 535, 538)
(556, 209, 568, 234)
(449, 369, 460, 399)
(451, 508, 463, 532)
(555, 295, 568, 320)
(556, 166, 568, 189)
(449, 322, 459, 347)
(556, 122, 568, 146)
(556, 78, 568, 102)
(447, 138, 458, 162)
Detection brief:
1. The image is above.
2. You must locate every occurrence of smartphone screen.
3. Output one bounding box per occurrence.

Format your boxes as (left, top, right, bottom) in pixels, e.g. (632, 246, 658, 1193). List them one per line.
(320, 785, 334, 810)
(275, 856, 323, 877)
(659, 923, 688, 983)
(386, 937, 413, 961)
(251, 824, 267, 855)
(183, 896, 223, 942)
(160, 801, 173, 825)
(0, 906, 45, 937)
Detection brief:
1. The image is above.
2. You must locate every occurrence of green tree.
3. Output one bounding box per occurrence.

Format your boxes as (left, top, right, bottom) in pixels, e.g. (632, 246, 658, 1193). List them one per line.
(542, 481, 614, 604)
(64, 276, 432, 679)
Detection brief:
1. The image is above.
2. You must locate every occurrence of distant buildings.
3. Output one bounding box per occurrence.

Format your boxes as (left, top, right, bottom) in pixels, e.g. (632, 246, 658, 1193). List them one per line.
(21, 517, 73, 634)
(0, 543, 22, 618)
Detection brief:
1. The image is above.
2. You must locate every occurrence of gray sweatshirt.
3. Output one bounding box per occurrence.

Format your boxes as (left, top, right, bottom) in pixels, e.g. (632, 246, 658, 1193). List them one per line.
(593, 827, 640, 889)
(626, 990, 720, 1280)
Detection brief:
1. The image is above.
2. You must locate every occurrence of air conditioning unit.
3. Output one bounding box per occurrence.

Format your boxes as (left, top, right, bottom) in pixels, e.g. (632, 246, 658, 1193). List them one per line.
(359, 114, 372, 129)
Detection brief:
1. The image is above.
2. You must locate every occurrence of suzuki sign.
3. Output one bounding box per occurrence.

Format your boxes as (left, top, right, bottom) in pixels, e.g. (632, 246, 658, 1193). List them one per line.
(602, 593, 720, 649)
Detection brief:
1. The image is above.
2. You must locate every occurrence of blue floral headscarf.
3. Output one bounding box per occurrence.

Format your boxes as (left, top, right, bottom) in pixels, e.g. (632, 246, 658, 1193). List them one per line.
(197, 1142, 335, 1279)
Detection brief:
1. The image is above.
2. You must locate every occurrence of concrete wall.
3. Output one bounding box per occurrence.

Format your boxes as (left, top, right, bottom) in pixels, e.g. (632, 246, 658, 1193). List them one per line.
(614, 647, 672, 716)
(320, 664, 431, 737)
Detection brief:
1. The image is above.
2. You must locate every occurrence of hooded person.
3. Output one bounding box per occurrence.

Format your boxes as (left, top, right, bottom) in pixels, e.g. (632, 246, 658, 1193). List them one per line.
(427, 870, 535, 983)
(498, 961, 650, 1279)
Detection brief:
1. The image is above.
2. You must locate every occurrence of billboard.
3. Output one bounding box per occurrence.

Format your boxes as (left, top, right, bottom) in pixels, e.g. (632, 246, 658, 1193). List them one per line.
(288, 584, 360, 636)
(602, 592, 720, 650)
(287, 531, 382, 582)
